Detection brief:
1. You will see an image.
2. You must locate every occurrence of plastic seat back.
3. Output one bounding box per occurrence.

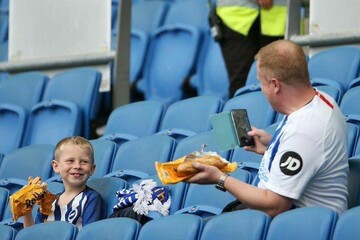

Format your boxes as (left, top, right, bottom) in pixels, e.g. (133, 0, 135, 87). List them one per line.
(333, 206, 360, 240)
(14, 221, 77, 240)
(172, 130, 230, 160)
(103, 100, 165, 142)
(106, 135, 176, 185)
(89, 139, 117, 179)
(340, 86, 360, 128)
(309, 46, 360, 91)
(140, 25, 201, 105)
(223, 91, 276, 129)
(137, 214, 203, 240)
(76, 218, 140, 240)
(0, 104, 26, 154)
(0, 72, 48, 111)
(266, 207, 338, 240)
(22, 100, 81, 147)
(176, 168, 251, 218)
(200, 209, 271, 240)
(158, 96, 223, 141)
(87, 177, 127, 218)
(0, 187, 8, 221)
(0, 144, 55, 194)
(43, 67, 101, 138)
(0, 224, 16, 240)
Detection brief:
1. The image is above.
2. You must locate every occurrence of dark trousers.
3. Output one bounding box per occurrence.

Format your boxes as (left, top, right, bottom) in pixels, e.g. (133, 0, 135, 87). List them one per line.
(219, 16, 283, 97)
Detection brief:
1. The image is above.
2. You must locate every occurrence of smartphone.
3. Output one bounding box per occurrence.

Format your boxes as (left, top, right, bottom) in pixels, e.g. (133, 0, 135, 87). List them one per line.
(230, 109, 255, 147)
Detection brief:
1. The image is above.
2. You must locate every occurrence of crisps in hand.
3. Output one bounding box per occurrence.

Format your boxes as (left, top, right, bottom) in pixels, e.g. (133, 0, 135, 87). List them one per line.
(9, 177, 57, 221)
(155, 151, 237, 185)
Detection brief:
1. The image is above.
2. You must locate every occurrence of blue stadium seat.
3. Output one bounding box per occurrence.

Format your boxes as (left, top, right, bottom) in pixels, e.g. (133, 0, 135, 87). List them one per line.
(105, 135, 175, 185)
(244, 60, 258, 86)
(315, 84, 343, 104)
(0, 104, 27, 154)
(22, 100, 81, 147)
(0, 144, 55, 194)
(0, 0, 8, 44)
(89, 139, 117, 179)
(172, 130, 231, 160)
(42, 67, 101, 138)
(200, 209, 271, 240)
(129, 30, 149, 84)
(87, 177, 127, 218)
(175, 168, 251, 218)
(191, 31, 229, 100)
(340, 86, 360, 128)
(157, 96, 223, 142)
(14, 221, 77, 240)
(101, 100, 165, 144)
(0, 187, 8, 221)
(223, 90, 277, 129)
(75, 218, 141, 240)
(347, 122, 359, 158)
(0, 224, 16, 240)
(309, 46, 360, 91)
(137, 214, 203, 240)
(0, 72, 49, 111)
(333, 206, 360, 240)
(0, 41, 7, 62)
(137, 24, 201, 105)
(266, 207, 338, 240)
(348, 156, 360, 209)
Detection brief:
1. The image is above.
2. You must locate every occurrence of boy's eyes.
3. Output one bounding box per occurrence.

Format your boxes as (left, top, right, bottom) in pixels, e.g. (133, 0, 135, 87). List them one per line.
(65, 159, 90, 165)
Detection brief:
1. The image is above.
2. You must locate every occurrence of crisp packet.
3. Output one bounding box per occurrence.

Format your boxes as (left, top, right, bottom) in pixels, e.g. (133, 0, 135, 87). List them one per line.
(155, 151, 237, 185)
(9, 177, 57, 221)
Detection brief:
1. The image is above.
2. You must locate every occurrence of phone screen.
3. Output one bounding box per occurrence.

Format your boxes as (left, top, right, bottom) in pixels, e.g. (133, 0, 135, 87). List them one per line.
(230, 109, 255, 147)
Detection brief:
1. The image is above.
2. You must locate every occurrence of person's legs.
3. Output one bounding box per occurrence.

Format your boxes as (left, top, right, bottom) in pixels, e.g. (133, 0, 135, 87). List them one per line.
(219, 17, 260, 97)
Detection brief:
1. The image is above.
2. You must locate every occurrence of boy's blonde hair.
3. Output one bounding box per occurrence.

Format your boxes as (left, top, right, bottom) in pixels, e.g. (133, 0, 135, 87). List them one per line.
(54, 136, 94, 163)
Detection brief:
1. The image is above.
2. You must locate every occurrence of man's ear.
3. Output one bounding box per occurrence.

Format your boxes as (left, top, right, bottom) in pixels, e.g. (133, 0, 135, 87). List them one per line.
(52, 160, 60, 174)
(271, 77, 281, 93)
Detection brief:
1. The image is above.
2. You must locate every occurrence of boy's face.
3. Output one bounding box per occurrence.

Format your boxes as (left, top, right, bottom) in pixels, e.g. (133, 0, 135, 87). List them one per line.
(52, 143, 95, 189)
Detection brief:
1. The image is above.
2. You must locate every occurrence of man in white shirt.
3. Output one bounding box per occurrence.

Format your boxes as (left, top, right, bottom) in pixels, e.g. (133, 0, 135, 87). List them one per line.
(187, 40, 348, 217)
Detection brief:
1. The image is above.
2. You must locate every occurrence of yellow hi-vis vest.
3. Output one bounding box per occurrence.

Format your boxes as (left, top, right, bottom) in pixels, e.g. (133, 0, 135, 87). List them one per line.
(216, 0, 286, 36)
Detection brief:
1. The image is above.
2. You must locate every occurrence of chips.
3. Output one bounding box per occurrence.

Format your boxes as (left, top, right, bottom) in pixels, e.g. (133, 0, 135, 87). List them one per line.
(9, 177, 57, 221)
(155, 153, 237, 185)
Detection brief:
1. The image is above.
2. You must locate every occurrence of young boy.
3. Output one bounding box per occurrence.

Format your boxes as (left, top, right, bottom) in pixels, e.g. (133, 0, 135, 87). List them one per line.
(22, 136, 104, 229)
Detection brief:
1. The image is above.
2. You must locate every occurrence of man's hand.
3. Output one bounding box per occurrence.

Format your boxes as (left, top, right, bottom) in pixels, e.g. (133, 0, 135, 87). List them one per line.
(258, 0, 273, 9)
(185, 162, 223, 185)
(244, 127, 272, 155)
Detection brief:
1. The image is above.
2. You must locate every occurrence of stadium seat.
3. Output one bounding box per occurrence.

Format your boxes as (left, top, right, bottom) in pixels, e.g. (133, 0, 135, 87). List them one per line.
(137, 214, 204, 240)
(75, 218, 141, 240)
(0, 0, 8, 44)
(89, 139, 117, 179)
(137, 24, 201, 105)
(87, 177, 127, 218)
(340, 86, 360, 128)
(315, 84, 343, 104)
(200, 209, 271, 240)
(129, 30, 149, 84)
(172, 130, 231, 160)
(308, 46, 360, 91)
(42, 67, 101, 138)
(223, 90, 277, 129)
(101, 100, 165, 144)
(191, 31, 229, 100)
(14, 221, 77, 240)
(266, 207, 338, 240)
(348, 156, 360, 209)
(157, 96, 223, 142)
(347, 122, 359, 158)
(0, 41, 7, 62)
(0, 104, 27, 154)
(175, 168, 251, 218)
(244, 61, 258, 86)
(0, 187, 8, 221)
(0, 224, 16, 240)
(105, 135, 176, 185)
(0, 71, 49, 111)
(0, 144, 55, 194)
(333, 206, 360, 240)
(22, 100, 81, 147)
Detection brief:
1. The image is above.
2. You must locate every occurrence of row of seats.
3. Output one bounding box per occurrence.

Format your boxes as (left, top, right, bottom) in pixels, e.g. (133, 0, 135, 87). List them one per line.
(2, 206, 360, 240)
(0, 68, 101, 154)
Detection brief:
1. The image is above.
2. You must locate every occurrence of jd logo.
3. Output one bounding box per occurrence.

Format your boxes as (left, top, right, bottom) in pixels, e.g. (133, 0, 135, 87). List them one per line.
(279, 151, 302, 176)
